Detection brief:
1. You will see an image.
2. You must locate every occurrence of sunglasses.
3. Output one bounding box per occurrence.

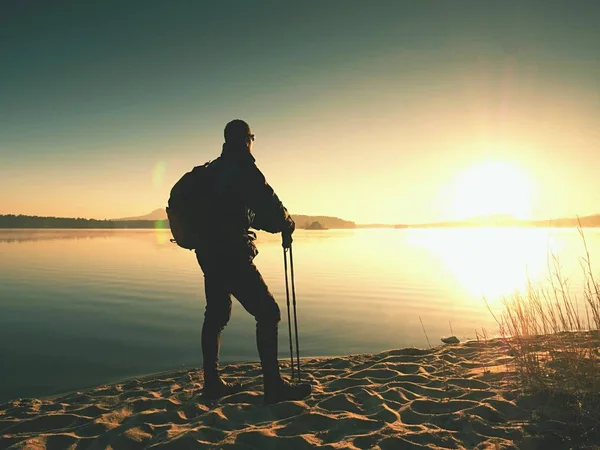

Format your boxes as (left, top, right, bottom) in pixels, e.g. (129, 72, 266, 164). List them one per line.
(246, 134, 255, 142)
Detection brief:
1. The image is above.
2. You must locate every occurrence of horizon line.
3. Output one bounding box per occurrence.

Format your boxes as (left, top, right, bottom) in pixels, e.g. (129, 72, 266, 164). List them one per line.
(2, 212, 600, 228)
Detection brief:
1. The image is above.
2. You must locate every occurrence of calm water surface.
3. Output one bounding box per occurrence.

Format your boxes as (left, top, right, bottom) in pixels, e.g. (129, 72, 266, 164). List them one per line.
(1, 227, 599, 402)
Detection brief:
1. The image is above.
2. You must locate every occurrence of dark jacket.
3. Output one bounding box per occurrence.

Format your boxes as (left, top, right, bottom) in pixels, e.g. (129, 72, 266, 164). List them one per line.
(197, 143, 294, 260)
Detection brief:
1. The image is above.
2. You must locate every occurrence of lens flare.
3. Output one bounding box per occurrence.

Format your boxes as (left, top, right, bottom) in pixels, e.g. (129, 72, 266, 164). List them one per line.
(154, 219, 170, 245)
(152, 161, 166, 188)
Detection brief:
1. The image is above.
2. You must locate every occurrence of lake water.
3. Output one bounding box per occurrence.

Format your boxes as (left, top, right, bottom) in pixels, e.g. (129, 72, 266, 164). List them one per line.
(1, 227, 599, 403)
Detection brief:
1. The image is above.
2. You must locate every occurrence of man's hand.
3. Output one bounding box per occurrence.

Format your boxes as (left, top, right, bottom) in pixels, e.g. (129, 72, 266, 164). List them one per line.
(282, 230, 293, 249)
(282, 215, 295, 249)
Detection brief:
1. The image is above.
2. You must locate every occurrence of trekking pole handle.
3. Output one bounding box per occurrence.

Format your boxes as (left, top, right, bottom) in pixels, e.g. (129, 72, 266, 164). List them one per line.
(282, 230, 293, 249)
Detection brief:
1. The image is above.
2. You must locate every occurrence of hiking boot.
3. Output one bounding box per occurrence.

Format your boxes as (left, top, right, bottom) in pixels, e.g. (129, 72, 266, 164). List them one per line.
(264, 378, 312, 405)
(202, 377, 243, 400)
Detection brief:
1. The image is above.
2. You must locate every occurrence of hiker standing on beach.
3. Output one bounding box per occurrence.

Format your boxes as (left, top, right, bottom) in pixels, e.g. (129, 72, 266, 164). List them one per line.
(195, 119, 311, 404)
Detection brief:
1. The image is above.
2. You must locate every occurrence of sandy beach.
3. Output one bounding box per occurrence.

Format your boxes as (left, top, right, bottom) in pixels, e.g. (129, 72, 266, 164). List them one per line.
(0, 338, 539, 449)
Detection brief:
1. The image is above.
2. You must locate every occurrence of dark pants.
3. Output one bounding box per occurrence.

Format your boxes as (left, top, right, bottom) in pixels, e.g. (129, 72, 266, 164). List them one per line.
(196, 249, 282, 385)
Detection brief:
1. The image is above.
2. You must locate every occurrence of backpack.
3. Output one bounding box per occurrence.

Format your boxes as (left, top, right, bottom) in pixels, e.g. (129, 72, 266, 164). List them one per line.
(166, 160, 219, 250)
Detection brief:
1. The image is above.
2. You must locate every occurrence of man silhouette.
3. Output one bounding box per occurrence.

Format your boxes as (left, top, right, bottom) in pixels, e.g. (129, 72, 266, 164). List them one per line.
(196, 119, 311, 404)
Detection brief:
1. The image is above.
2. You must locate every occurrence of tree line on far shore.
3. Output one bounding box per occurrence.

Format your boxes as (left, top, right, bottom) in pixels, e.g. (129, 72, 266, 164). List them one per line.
(0, 214, 357, 229)
(0, 215, 168, 229)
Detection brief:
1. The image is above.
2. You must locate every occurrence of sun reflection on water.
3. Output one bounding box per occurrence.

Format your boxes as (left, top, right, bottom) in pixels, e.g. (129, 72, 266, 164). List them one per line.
(406, 227, 560, 303)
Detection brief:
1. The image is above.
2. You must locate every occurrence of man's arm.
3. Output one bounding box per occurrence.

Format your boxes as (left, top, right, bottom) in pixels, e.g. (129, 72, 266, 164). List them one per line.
(236, 162, 295, 234)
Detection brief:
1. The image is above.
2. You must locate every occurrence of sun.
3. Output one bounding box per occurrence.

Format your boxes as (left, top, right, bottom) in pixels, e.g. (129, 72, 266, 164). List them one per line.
(450, 160, 533, 220)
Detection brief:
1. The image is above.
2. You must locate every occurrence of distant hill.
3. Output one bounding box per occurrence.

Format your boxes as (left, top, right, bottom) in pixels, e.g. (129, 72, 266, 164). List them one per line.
(0, 212, 355, 230)
(4, 212, 600, 230)
(399, 214, 600, 228)
(404, 214, 522, 228)
(116, 210, 356, 229)
(115, 209, 166, 221)
(293, 215, 355, 229)
(528, 214, 600, 228)
(113, 210, 600, 229)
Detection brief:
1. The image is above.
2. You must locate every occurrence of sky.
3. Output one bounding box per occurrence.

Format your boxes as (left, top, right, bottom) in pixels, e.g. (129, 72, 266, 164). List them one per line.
(1, 1, 599, 225)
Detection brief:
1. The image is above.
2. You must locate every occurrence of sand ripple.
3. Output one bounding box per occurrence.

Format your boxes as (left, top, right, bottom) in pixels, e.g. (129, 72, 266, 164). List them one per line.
(0, 340, 529, 449)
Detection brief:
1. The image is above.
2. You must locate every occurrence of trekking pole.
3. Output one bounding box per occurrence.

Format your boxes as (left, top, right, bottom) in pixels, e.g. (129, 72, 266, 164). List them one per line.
(289, 243, 301, 382)
(283, 247, 295, 381)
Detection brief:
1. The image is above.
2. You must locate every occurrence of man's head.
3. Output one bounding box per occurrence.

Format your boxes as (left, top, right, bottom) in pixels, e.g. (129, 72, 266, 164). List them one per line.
(224, 119, 254, 152)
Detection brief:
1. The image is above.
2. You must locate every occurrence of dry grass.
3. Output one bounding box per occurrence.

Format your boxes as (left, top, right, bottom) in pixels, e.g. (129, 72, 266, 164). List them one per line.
(486, 223, 600, 448)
